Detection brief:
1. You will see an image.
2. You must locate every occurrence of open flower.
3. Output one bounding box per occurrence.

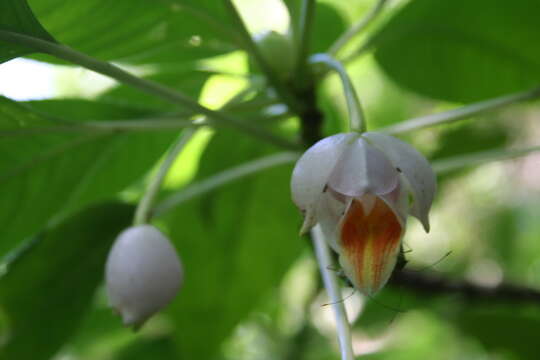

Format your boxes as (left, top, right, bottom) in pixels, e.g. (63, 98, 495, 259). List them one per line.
(291, 132, 436, 295)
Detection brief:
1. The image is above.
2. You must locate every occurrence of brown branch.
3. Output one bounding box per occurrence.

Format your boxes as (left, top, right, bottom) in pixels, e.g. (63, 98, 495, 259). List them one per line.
(298, 84, 324, 147)
(389, 269, 540, 304)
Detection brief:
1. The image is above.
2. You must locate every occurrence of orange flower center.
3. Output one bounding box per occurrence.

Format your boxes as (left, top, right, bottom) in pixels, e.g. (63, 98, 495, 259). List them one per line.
(340, 196, 403, 293)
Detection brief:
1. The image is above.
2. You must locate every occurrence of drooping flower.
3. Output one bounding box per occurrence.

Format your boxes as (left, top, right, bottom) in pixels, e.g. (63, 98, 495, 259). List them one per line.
(105, 225, 183, 329)
(291, 132, 436, 295)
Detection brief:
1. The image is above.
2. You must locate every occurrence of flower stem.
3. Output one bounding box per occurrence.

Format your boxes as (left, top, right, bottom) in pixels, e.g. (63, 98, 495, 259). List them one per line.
(134, 128, 197, 225)
(328, 0, 389, 57)
(0, 30, 299, 150)
(310, 53, 366, 133)
(311, 225, 355, 360)
(221, 0, 304, 114)
(154, 152, 299, 217)
(381, 86, 540, 135)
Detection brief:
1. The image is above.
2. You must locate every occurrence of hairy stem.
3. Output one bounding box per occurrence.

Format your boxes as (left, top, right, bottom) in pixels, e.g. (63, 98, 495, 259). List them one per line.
(154, 152, 299, 216)
(432, 145, 540, 174)
(381, 86, 540, 135)
(311, 225, 355, 360)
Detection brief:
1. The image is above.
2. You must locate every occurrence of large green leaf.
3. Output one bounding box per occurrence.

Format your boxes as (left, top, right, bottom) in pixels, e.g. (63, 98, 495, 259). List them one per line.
(26, 0, 237, 64)
(0, 202, 134, 360)
(371, 0, 540, 102)
(0, 0, 55, 63)
(162, 130, 304, 358)
(0, 67, 209, 256)
(0, 98, 174, 256)
(456, 306, 540, 359)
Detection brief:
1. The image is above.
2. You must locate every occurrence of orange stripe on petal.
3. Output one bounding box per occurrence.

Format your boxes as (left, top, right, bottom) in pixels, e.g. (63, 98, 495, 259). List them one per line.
(339, 197, 403, 295)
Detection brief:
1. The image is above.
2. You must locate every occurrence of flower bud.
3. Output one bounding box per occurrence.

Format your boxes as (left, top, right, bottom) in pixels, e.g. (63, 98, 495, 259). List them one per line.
(105, 225, 182, 329)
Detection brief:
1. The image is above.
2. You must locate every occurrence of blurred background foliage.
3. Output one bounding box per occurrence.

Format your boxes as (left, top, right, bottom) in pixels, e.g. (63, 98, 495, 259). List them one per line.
(1, 0, 540, 359)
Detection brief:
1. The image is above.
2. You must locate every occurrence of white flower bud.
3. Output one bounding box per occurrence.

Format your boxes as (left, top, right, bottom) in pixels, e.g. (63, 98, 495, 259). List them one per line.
(105, 225, 182, 329)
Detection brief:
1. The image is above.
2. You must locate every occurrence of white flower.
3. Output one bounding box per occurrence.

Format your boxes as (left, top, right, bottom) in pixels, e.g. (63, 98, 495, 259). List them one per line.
(105, 225, 183, 329)
(291, 132, 436, 295)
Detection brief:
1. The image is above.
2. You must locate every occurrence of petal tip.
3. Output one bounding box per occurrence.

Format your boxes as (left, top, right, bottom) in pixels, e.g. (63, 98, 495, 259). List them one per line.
(420, 216, 431, 233)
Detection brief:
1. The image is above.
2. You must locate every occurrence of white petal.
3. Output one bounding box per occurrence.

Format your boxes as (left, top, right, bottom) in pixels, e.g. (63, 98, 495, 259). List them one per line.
(328, 138, 398, 197)
(379, 175, 410, 227)
(363, 132, 436, 232)
(106, 225, 183, 328)
(291, 133, 357, 211)
(315, 191, 351, 252)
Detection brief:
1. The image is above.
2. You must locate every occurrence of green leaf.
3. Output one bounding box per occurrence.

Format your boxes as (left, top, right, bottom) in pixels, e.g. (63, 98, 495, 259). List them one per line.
(0, 66, 209, 256)
(371, 0, 540, 102)
(0, 202, 134, 360)
(0, 97, 175, 257)
(99, 69, 213, 111)
(284, 1, 346, 55)
(162, 130, 304, 358)
(0, 0, 55, 63)
(27, 0, 237, 64)
(310, 3, 346, 55)
(456, 306, 540, 359)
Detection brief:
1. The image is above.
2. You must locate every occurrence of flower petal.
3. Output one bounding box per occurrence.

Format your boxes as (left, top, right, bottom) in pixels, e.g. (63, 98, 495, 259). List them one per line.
(315, 190, 351, 252)
(291, 133, 356, 212)
(363, 132, 436, 232)
(337, 197, 403, 296)
(379, 175, 410, 227)
(328, 138, 398, 197)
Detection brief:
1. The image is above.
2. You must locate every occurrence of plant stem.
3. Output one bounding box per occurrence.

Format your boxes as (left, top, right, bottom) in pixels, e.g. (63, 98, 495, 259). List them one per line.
(311, 225, 355, 360)
(154, 152, 299, 217)
(0, 118, 202, 137)
(381, 87, 540, 135)
(221, 0, 304, 114)
(134, 128, 197, 225)
(310, 53, 366, 132)
(0, 30, 299, 150)
(432, 145, 540, 174)
(328, 0, 389, 57)
(294, 0, 316, 82)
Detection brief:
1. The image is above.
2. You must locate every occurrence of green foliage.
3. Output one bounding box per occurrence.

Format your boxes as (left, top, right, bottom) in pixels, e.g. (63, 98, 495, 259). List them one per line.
(455, 306, 540, 359)
(372, 0, 540, 102)
(0, 0, 55, 63)
(28, 0, 235, 64)
(0, 97, 175, 256)
(1, 0, 540, 359)
(162, 130, 304, 358)
(0, 202, 133, 360)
